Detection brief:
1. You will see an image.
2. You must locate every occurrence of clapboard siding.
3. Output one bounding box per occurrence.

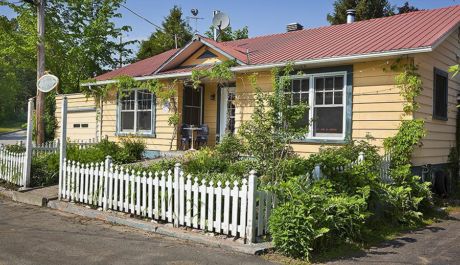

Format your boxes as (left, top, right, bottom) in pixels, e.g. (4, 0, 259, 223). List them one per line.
(56, 94, 98, 141)
(100, 82, 179, 151)
(233, 60, 403, 156)
(413, 28, 460, 166)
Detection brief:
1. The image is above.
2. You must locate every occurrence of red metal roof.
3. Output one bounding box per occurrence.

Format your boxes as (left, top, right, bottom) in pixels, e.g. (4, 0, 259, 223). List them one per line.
(93, 5, 460, 81)
(94, 48, 179, 81)
(216, 5, 460, 65)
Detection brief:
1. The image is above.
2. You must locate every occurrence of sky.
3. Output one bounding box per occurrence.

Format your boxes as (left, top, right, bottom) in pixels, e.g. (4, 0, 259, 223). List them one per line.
(1, 0, 458, 54)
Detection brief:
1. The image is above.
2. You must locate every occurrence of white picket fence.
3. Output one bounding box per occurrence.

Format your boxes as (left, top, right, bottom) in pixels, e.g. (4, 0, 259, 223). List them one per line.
(60, 156, 273, 242)
(0, 146, 26, 186)
(16, 139, 98, 156)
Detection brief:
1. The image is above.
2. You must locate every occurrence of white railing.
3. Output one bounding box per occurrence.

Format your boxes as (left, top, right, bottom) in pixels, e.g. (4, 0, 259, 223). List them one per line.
(0, 146, 26, 186)
(60, 156, 273, 243)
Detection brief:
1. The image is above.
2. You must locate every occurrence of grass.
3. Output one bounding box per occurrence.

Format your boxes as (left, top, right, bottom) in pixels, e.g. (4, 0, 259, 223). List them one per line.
(0, 121, 25, 134)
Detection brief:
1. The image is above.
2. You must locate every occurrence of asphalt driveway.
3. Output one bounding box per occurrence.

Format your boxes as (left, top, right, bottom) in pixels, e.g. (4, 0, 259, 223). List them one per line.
(0, 130, 26, 145)
(0, 198, 274, 265)
(325, 210, 460, 265)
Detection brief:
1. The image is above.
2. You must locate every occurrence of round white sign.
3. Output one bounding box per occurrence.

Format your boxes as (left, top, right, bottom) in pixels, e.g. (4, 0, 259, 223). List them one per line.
(37, 74, 59, 93)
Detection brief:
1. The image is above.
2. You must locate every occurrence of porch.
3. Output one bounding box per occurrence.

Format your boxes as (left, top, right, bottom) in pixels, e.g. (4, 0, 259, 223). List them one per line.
(176, 81, 236, 150)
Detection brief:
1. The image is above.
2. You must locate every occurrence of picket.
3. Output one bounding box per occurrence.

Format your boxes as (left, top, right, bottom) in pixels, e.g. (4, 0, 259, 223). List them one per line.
(59, 156, 374, 244)
(0, 147, 26, 186)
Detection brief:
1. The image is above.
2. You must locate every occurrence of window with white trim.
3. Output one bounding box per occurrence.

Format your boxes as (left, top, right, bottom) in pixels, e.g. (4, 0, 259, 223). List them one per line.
(286, 72, 347, 140)
(119, 89, 155, 133)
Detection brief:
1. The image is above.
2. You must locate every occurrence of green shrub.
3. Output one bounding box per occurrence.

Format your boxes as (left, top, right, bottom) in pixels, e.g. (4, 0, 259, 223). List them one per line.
(119, 136, 146, 162)
(270, 177, 369, 260)
(31, 153, 59, 187)
(182, 148, 228, 174)
(216, 134, 245, 162)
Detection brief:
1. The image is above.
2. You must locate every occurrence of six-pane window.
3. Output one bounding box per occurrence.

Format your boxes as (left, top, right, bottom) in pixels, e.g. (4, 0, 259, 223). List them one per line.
(287, 73, 346, 139)
(120, 89, 154, 133)
(433, 68, 448, 120)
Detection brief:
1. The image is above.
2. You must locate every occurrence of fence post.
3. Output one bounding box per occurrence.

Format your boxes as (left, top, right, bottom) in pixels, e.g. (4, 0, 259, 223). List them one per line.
(173, 163, 181, 227)
(103, 155, 112, 211)
(58, 97, 68, 198)
(358, 151, 365, 163)
(22, 98, 34, 189)
(247, 170, 258, 243)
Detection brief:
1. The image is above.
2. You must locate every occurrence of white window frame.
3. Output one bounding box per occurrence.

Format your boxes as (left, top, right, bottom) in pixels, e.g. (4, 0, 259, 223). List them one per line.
(288, 71, 347, 141)
(118, 88, 155, 135)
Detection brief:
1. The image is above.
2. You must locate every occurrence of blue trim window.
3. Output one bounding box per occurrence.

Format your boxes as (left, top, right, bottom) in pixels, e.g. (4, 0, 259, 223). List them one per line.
(118, 89, 155, 135)
(287, 70, 351, 142)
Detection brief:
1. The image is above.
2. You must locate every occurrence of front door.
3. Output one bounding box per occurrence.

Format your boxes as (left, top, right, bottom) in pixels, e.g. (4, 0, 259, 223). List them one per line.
(219, 86, 236, 139)
(183, 85, 203, 126)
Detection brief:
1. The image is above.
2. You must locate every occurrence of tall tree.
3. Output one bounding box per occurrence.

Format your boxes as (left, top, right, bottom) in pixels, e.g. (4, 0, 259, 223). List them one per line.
(397, 2, 419, 14)
(0, 0, 133, 137)
(327, 0, 394, 25)
(204, 25, 249, 42)
(137, 6, 192, 60)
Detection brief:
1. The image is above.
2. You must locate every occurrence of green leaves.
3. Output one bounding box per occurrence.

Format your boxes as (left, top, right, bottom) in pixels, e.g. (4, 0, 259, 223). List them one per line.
(449, 64, 459, 77)
(383, 119, 426, 168)
(137, 5, 192, 60)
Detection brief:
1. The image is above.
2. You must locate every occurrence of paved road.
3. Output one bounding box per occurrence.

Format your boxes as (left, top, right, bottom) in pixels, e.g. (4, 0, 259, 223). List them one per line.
(326, 210, 460, 265)
(0, 130, 26, 145)
(0, 198, 274, 265)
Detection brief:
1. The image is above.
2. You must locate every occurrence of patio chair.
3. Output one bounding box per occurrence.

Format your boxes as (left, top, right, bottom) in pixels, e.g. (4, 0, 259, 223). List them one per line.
(195, 124, 209, 148)
(180, 124, 191, 150)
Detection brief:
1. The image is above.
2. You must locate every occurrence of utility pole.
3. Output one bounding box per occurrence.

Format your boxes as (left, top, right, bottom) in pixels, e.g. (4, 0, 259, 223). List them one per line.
(36, 0, 46, 145)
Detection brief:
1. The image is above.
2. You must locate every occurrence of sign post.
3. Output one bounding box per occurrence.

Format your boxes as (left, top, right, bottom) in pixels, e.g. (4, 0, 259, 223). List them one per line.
(58, 97, 67, 199)
(22, 99, 34, 189)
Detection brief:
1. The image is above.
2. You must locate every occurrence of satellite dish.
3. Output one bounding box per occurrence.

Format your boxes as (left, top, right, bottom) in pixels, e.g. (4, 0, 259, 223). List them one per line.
(212, 12, 230, 30)
(37, 74, 59, 93)
(191, 9, 199, 16)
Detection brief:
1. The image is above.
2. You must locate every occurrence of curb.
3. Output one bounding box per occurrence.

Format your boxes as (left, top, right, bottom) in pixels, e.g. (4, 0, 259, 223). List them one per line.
(47, 200, 273, 255)
(0, 187, 57, 207)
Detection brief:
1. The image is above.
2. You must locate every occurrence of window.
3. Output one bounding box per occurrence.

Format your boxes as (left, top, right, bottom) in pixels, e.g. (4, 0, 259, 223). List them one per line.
(433, 68, 448, 120)
(183, 86, 203, 126)
(119, 89, 155, 134)
(286, 72, 347, 140)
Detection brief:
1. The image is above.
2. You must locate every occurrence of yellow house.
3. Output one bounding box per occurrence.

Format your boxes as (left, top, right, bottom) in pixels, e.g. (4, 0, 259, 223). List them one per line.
(56, 6, 460, 173)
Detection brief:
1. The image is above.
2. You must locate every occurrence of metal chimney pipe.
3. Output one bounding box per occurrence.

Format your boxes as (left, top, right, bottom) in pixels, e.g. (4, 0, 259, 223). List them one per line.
(347, 9, 356, 24)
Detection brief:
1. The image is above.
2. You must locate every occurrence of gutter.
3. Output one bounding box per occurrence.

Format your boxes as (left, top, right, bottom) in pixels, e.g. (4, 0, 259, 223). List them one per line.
(81, 46, 432, 87)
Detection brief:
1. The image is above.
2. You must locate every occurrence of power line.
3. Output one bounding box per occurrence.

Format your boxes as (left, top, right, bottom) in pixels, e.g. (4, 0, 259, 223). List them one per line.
(120, 4, 163, 31)
(120, 3, 178, 48)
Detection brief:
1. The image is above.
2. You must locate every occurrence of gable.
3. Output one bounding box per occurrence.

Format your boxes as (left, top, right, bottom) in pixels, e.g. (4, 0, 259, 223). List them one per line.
(180, 46, 229, 67)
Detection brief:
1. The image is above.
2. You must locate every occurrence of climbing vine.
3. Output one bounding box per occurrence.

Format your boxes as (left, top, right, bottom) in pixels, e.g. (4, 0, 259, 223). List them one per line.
(190, 60, 237, 89)
(383, 57, 425, 168)
(385, 58, 423, 115)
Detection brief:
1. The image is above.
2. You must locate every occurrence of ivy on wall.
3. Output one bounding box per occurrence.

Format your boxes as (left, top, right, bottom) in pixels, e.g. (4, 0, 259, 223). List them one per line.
(383, 57, 426, 168)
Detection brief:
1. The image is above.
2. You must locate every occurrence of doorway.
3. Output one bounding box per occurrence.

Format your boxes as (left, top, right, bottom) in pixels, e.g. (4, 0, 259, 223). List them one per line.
(219, 86, 236, 140)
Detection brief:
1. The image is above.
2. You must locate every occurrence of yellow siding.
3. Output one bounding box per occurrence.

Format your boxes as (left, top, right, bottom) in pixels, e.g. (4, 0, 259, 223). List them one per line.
(412, 28, 460, 166)
(234, 61, 404, 157)
(180, 46, 227, 67)
(55, 94, 97, 141)
(101, 83, 179, 152)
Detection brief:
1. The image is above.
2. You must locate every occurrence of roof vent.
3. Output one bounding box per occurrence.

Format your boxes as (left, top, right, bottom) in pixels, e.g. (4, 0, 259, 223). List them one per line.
(286, 23, 303, 32)
(347, 9, 356, 23)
